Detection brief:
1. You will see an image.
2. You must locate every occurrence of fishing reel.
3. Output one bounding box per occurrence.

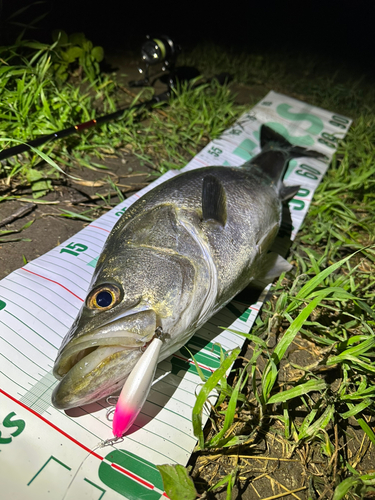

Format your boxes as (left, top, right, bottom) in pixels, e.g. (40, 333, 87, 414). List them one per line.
(129, 35, 182, 87)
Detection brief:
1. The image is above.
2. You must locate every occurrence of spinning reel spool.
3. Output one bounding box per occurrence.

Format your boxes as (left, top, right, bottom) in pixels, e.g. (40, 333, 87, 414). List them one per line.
(129, 35, 182, 87)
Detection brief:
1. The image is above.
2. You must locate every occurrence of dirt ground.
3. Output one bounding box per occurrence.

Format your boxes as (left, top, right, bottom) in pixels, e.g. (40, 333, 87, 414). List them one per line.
(189, 333, 375, 499)
(1, 52, 373, 500)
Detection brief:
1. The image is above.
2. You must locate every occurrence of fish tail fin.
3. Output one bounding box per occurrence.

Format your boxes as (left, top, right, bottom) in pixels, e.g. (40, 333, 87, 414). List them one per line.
(249, 125, 326, 193)
(260, 124, 326, 161)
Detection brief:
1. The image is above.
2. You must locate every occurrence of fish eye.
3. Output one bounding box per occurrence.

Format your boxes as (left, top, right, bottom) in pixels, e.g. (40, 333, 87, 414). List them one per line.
(96, 291, 113, 307)
(87, 284, 122, 311)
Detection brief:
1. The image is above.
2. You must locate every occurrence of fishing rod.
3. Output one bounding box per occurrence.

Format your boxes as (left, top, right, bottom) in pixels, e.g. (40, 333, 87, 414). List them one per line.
(0, 70, 232, 163)
(0, 33, 231, 163)
(0, 88, 171, 162)
(0, 35, 194, 163)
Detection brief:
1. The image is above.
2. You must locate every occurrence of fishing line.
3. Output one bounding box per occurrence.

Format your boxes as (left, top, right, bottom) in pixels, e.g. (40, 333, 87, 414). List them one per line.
(60, 442, 101, 500)
(152, 370, 172, 385)
(60, 435, 124, 500)
(61, 396, 125, 500)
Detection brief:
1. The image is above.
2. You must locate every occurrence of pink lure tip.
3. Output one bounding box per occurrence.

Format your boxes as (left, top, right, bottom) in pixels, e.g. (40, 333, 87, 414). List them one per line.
(112, 404, 138, 438)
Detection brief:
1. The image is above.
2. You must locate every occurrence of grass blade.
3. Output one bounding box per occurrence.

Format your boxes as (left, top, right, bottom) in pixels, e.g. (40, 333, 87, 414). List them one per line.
(192, 348, 240, 450)
(267, 379, 326, 405)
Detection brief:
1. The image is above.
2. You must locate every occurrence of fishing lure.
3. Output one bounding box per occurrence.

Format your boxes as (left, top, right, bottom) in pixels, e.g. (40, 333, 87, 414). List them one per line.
(112, 336, 163, 437)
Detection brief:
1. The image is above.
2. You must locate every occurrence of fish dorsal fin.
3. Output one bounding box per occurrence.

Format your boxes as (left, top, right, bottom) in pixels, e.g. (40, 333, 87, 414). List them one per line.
(202, 174, 227, 226)
(280, 184, 301, 201)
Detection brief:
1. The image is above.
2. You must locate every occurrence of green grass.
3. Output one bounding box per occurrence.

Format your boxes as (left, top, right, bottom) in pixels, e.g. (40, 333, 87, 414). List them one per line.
(181, 42, 375, 117)
(186, 115, 375, 498)
(0, 39, 243, 198)
(187, 250, 375, 498)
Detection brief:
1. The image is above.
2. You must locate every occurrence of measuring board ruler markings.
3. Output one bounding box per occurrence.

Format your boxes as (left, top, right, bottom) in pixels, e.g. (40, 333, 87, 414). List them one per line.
(0, 91, 352, 499)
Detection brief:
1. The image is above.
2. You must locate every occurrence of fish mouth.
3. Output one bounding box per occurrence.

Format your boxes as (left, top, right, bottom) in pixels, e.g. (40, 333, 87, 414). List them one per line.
(53, 330, 151, 380)
(52, 309, 157, 410)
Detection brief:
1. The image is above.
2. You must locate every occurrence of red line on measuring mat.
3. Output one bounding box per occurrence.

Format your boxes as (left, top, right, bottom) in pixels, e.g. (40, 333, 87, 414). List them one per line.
(89, 225, 110, 233)
(111, 463, 154, 489)
(195, 158, 208, 166)
(293, 196, 311, 202)
(173, 354, 214, 373)
(21, 268, 84, 302)
(0, 388, 169, 495)
(0, 388, 103, 459)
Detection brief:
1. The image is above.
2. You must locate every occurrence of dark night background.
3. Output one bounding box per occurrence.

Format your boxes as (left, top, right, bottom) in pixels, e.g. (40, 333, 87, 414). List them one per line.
(1, 0, 374, 72)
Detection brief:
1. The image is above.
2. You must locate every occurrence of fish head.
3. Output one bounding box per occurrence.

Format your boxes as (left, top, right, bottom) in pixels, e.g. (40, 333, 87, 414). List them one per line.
(52, 245, 196, 409)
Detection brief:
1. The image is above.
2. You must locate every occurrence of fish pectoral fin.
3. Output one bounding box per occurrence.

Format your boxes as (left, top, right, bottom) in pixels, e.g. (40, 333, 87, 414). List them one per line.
(238, 253, 293, 300)
(258, 252, 293, 283)
(256, 223, 279, 254)
(202, 174, 227, 226)
(280, 184, 301, 201)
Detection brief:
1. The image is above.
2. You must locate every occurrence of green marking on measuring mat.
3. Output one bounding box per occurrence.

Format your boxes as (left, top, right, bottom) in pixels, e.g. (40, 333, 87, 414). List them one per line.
(186, 336, 223, 356)
(84, 478, 106, 499)
(179, 346, 221, 371)
(289, 199, 305, 211)
(239, 309, 251, 322)
(0, 300, 6, 310)
(20, 370, 58, 414)
(88, 256, 99, 268)
(0, 412, 26, 445)
(284, 159, 298, 180)
(116, 207, 127, 217)
(99, 449, 164, 499)
(170, 354, 212, 378)
(265, 122, 314, 146)
(232, 138, 257, 160)
(28, 455, 71, 485)
(60, 242, 88, 257)
(276, 103, 324, 134)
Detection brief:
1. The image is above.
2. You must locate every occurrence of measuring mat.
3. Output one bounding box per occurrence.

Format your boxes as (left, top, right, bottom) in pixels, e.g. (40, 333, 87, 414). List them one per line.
(0, 91, 352, 499)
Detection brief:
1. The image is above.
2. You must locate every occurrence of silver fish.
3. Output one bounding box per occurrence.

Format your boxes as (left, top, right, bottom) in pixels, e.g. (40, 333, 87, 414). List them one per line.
(52, 125, 324, 410)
